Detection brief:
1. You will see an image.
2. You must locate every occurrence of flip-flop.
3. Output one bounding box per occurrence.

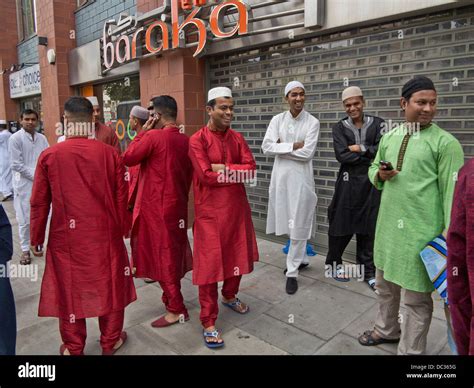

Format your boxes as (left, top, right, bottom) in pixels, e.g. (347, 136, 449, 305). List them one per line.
(203, 329, 224, 349)
(333, 268, 350, 282)
(367, 278, 377, 293)
(358, 330, 400, 346)
(221, 298, 249, 314)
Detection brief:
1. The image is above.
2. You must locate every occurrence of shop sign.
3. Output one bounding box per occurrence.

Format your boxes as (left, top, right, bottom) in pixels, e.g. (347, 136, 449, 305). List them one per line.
(9, 64, 41, 99)
(102, 0, 249, 72)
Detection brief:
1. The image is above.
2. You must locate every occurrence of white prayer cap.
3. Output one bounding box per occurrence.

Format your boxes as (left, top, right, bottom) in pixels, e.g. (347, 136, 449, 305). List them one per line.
(285, 81, 305, 97)
(86, 96, 99, 107)
(342, 86, 363, 102)
(208, 87, 232, 102)
(130, 106, 149, 120)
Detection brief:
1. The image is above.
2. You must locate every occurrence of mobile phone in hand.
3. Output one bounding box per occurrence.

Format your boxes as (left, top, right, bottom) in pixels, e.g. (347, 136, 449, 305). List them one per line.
(380, 160, 394, 171)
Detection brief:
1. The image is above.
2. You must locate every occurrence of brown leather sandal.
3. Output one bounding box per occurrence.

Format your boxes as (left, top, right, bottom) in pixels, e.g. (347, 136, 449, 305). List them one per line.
(358, 330, 400, 346)
(20, 251, 31, 265)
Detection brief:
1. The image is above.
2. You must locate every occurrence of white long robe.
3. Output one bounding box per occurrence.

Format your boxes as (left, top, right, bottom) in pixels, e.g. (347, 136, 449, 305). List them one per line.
(0, 130, 12, 197)
(9, 129, 49, 251)
(262, 110, 319, 240)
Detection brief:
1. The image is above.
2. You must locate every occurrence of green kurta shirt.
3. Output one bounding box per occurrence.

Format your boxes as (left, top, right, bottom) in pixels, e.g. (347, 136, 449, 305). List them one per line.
(368, 123, 464, 292)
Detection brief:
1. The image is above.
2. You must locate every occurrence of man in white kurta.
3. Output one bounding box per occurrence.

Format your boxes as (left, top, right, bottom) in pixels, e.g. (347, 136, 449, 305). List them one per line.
(9, 110, 49, 264)
(262, 81, 320, 294)
(0, 121, 12, 200)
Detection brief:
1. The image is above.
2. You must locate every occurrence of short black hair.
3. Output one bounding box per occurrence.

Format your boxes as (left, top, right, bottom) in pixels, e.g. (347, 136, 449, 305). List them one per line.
(20, 109, 39, 120)
(152, 95, 177, 120)
(64, 97, 93, 122)
(206, 97, 232, 109)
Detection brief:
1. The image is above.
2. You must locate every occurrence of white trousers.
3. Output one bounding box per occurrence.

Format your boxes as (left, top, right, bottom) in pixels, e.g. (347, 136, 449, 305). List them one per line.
(286, 239, 309, 278)
(13, 193, 31, 252)
(0, 171, 12, 197)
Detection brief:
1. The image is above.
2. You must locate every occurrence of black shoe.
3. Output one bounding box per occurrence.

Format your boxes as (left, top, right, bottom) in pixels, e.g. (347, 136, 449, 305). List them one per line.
(286, 277, 298, 294)
(283, 263, 309, 275)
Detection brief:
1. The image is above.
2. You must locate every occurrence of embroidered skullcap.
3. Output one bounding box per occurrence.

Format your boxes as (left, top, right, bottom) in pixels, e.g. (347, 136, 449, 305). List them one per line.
(342, 86, 363, 102)
(130, 106, 149, 120)
(208, 87, 232, 102)
(285, 81, 305, 97)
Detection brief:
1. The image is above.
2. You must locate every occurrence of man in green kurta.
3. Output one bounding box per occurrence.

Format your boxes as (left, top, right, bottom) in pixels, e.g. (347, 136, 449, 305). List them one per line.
(358, 76, 464, 355)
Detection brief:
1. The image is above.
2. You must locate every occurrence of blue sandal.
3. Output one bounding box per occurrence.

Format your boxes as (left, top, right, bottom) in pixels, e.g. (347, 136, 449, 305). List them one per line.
(203, 329, 225, 349)
(333, 268, 350, 282)
(221, 298, 249, 314)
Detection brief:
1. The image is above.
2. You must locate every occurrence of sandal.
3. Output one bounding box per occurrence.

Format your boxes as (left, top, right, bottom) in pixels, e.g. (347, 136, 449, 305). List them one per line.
(333, 268, 350, 282)
(203, 329, 224, 349)
(221, 298, 249, 314)
(367, 278, 377, 293)
(20, 252, 31, 265)
(358, 330, 400, 346)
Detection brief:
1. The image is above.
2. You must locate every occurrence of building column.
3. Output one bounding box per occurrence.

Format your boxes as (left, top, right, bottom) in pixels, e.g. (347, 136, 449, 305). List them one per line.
(139, 49, 206, 136)
(137, 0, 207, 136)
(36, 0, 77, 144)
(0, 0, 20, 122)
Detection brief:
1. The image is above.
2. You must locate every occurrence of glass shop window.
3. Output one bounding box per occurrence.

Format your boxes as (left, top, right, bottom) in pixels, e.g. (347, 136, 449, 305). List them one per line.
(16, 0, 36, 41)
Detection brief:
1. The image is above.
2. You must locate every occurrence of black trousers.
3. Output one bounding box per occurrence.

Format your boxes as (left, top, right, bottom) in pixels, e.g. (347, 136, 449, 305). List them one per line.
(0, 275, 16, 355)
(325, 234, 375, 280)
(0, 206, 15, 355)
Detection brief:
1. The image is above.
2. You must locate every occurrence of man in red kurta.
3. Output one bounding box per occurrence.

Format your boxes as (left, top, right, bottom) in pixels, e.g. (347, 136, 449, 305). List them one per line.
(447, 158, 474, 355)
(123, 96, 193, 327)
(87, 96, 121, 154)
(189, 87, 259, 348)
(30, 97, 136, 355)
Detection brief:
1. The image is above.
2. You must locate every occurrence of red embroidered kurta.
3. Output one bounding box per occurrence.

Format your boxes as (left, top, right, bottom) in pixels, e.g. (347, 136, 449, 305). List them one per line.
(447, 158, 474, 355)
(122, 127, 193, 282)
(127, 164, 140, 208)
(127, 131, 146, 207)
(96, 122, 121, 154)
(124, 135, 145, 240)
(189, 126, 259, 285)
(30, 138, 136, 319)
(124, 163, 139, 241)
